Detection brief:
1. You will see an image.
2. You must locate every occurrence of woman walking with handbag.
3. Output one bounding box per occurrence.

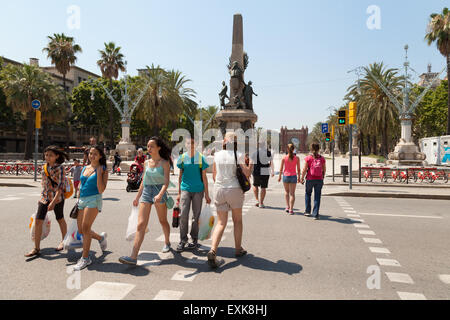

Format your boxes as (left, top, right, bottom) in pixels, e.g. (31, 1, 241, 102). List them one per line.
(208, 132, 251, 268)
(119, 137, 174, 265)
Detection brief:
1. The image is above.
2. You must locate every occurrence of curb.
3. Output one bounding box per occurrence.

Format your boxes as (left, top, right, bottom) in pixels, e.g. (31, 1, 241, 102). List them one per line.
(325, 192, 450, 200)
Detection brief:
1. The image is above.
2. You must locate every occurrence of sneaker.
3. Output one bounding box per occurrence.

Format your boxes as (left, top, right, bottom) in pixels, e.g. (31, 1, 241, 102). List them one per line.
(119, 256, 137, 265)
(260, 204, 265, 209)
(73, 257, 92, 271)
(187, 240, 198, 250)
(162, 243, 171, 253)
(176, 242, 186, 252)
(99, 232, 108, 252)
(304, 212, 312, 217)
(289, 210, 294, 215)
(314, 215, 320, 220)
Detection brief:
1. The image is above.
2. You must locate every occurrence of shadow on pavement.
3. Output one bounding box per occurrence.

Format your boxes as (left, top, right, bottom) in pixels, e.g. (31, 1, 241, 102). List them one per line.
(103, 197, 120, 201)
(315, 215, 358, 225)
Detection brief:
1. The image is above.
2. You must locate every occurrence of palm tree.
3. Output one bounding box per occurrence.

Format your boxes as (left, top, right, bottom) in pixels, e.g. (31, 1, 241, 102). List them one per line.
(0, 64, 63, 159)
(43, 33, 82, 146)
(345, 63, 404, 156)
(425, 7, 450, 134)
(97, 42, 126, 147)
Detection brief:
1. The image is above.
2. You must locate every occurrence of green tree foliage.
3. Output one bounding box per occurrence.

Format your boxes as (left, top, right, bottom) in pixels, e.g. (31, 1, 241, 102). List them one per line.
(413, 80, 449, 138)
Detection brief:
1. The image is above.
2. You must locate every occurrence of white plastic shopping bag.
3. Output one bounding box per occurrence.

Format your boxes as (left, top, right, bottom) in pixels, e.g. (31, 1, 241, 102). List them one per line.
(63, 218, 83, 250)
(29, 214, 51, 241)
(126, 206, 148, 241)
(198, 204, 215, 241)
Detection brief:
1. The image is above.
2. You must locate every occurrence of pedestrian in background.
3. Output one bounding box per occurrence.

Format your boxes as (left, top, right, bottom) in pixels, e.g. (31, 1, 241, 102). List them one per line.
(208, 132, 251, 268)
(73, 146, 109, 271)
(175, 137, 211, 252)
(278, 144, 300, 215)
(113, 152, 122, 174)
(25, 146, 69, 257)
(82, 137, 97, 167)
(250, 140, 274, 209)
(70, 159, 83, 198)
(300, 143, 326, 220)
(119, 137, 173, 265)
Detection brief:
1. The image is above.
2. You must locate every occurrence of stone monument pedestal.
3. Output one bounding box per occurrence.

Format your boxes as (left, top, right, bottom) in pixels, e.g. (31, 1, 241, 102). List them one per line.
(216, 109, 258, 134)
(113, 122, 136, 161)
(387, 139, 427, 166)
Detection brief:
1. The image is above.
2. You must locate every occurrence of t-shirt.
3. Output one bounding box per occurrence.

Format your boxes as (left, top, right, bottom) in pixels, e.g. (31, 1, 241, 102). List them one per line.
(214, 150, 243, 189)
(305, 154, 326, 180)
(251, 148, 272, 176)
(70, 166, 83, 182)
(177, 153, 209, 193)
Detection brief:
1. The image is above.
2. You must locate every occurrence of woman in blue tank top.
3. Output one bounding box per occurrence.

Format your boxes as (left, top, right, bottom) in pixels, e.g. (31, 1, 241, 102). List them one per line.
(119, 137, 174, 265)
(73, 146, 109, 271)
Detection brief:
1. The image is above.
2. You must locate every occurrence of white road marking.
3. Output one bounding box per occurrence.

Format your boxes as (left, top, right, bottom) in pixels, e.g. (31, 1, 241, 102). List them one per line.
(347, 214, 361, 218)
(73, 282, 135, 300)
(186, 255, 207, 265)
(377, 258, 401, 267)
(363, 238, 382, 244)
(155, 233, 181, 243)
(0, 197, 22, 201)
(344, 210, 357, 214)
(350, 218, 365, 223)
(369, 247, 391, 254)
(354, 224, 370, 229)
(439, 275, 450, 284)
(153, 290, 184, 300)
(224, 227, 232, 233)
(358, 213, 443, 219)
(358, 230, 376, 235)
(137, 251, 171, 267)
(397, 292, 427, 300)
(171, 270, 197, 282)
(386, 272, 414, 284)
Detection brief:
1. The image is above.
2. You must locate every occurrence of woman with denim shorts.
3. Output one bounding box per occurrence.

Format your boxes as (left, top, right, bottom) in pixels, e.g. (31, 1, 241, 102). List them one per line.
(278, 144, 301, 215)
(119, 137, 174, 265)
(73, 146, 109, 271)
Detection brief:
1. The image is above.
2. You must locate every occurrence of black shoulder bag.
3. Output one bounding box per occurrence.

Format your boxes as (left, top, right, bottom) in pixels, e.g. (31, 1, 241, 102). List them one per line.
(234, 151, 251, 193)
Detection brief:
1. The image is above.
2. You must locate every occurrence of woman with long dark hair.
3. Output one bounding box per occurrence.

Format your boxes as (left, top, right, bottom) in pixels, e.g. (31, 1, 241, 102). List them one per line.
(73, 146, 109, 271)
(25, 146, 69, 257)
(119, 137, 174, 265)
(278, 143, 301, 215)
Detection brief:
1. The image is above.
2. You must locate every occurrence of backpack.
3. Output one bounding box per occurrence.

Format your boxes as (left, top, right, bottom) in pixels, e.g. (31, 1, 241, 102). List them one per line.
(43, 164, 74, 199)
(309, 155, 324, 178)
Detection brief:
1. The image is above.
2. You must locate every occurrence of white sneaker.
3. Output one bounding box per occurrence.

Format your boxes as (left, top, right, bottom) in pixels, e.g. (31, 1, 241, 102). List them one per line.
(73, 257, 92, 271)
(162, 243, 171, 253)
(99, 232, 107, 252)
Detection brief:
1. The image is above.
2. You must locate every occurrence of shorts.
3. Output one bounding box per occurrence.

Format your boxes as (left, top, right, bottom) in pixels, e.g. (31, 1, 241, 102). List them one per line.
(78, 194, 103, 212)
(283, 175, 298, 184)
(141, 184, 168, 204)
(214, 187, 244, 212)
(74, 181, 80, 189)
(36, 200, 65, 220)
(253, 175, 270, 188)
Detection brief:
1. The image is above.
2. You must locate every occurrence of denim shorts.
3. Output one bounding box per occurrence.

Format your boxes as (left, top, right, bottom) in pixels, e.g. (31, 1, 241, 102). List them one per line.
(141, 184, 168, 204)
(78, 194, 103, 212)
(283, 175, 298, 184)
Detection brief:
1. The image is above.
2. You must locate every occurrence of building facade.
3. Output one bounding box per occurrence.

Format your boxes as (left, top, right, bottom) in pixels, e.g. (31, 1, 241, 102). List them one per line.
(279, 126, 309, 153)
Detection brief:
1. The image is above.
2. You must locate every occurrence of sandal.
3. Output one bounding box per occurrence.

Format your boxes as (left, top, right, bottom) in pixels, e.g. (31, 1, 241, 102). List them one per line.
(55, 242, 64, 252)
(235, 248, 248, 257)
(25, 248, 40, 258)
(207, 250, 218, 268)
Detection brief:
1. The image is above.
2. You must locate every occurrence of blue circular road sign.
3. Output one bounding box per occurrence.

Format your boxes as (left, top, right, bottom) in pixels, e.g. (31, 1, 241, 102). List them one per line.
(31, 100, 41, 110)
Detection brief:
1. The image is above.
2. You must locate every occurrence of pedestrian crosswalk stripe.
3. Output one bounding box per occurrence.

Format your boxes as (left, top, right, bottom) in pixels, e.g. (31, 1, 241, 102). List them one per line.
(350, 218, 365, 223)
(358, 230, 376, 235)
(0, 197, 22, 201)
(369, 247, 391, 254)
(376, 258, 401, 267)
(73, 281, 135, 300)
(354, 224, 370, 229)
(397, 292, 427, 300)
(224, 227, 232, 233)
(171, 270, 197, 282)
(186, 255, 207, 265)
(153, 290, 184, 300)
(137, 251, 171, 267)
(439, 275, 450, 284)
(155, 233, 181, 243)
(347, 214, 361, 218)
(358, 213, 443, 219)
(363, 238, 382, 244)
(386, 272, 414, 284)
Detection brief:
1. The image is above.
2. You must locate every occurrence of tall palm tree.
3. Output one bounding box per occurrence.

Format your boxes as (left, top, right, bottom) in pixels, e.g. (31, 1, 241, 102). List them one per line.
(345, 63, 404, 156)
(97, 42, 126, 147)
(43, 33, 82, 146)
(425, 7, 450, 134)
(0, 64, 62, 159)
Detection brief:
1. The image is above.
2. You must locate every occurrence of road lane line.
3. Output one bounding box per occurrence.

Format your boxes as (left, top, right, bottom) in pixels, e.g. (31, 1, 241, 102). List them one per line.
(386, 272, 414, 284)
(369, 247, 391, 254)
(376, 258, 401, 267)
(397, 292, 427, 300)
(358, 213, 443, 219)
(153, 290, 184, 300)
(171, 270, 197, 282)
(73, 282, 135, 300)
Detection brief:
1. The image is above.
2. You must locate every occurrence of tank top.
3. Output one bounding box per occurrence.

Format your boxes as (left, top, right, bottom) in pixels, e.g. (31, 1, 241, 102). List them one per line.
(80, 166, 99, 198)
(143, 161, 175, 187)
(283, 155, 299, 177)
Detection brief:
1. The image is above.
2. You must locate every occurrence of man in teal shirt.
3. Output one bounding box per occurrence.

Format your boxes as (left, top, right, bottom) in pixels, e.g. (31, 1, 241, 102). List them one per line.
(176, 137, 211, 252)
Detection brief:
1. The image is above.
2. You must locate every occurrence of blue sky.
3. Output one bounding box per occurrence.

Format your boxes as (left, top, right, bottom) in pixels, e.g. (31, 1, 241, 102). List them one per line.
(0, 0, 447, 132)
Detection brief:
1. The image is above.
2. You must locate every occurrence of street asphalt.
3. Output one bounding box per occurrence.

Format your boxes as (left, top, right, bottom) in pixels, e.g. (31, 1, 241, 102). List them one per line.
(0, 173, 448, 300)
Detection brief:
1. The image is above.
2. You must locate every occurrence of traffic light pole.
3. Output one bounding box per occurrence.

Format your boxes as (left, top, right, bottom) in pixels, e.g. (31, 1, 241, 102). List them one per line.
(349, 124, 352, 190)
(332, 140, 335, 182)
(34, 127, 38, 182)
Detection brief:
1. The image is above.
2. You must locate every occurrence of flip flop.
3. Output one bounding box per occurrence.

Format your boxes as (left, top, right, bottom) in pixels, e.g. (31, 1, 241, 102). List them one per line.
(25, 248, 40, 258)
(235, 248, 248, 257)
(55, 243, 64, 252)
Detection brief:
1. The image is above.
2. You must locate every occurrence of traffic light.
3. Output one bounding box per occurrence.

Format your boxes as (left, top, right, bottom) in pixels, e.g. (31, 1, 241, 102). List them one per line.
(349, 102, 357, 125)
(338, 110, 347, 126)
(325, 133, 331, 142)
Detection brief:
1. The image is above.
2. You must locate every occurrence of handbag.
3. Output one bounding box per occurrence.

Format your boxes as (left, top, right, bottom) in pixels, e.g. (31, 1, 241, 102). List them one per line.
(234, 150, 251, 193)
(70, 201, 79, 219)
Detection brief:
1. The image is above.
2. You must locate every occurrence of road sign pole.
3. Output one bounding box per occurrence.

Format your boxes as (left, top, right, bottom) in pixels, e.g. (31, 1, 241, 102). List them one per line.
(332, 140, 335, 182)
(34, 127, 38, 182)
(349, 124, 353, 190)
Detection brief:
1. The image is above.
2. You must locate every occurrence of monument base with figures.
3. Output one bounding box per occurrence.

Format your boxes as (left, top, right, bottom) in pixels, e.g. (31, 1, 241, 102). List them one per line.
(216, 109, 258, 135)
